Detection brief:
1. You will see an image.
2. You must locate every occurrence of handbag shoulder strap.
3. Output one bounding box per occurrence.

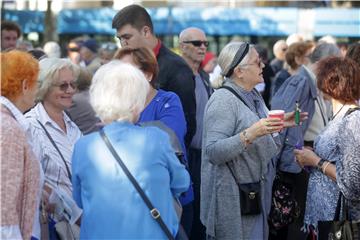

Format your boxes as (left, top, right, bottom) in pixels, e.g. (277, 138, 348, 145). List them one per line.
(334, 192, 350, 221)
(221, 86, 250, 109)
(226, 163, 240, 185)
(36, 119, 72, 180)
(344, 107, 360, 118)
(99, 128, 175, 240)
(314, 98, 328, 127)
(222, 86, 263, 183)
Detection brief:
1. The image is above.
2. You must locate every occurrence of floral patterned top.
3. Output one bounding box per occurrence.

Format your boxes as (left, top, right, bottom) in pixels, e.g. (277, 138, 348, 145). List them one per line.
(304, 108, 360, 229)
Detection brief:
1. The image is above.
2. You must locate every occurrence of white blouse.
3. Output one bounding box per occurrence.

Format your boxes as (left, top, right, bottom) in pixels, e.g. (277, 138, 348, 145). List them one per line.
(25, 102, 82, 197)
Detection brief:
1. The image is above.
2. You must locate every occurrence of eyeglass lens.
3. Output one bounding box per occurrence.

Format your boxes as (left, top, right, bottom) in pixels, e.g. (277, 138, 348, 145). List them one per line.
(184, 40, 209, 47)
(57, 82, 77, 91)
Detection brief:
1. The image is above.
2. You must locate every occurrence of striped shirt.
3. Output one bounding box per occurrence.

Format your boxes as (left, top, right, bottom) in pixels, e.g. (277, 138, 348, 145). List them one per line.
(25, 102, 82, 197)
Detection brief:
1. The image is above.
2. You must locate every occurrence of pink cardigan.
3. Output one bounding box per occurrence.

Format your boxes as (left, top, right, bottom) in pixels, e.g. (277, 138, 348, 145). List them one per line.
(1, 107, 40, 240)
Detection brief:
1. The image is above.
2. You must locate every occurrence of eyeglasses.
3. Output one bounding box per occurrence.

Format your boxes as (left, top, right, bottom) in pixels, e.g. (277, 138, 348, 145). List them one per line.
(53, 81, 77, 91)
(182, 40, 209, 47)
(240, 58, 263, 68)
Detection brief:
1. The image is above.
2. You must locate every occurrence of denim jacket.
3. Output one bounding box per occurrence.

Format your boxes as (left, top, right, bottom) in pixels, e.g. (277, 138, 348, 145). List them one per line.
(271, 66, 317, 173)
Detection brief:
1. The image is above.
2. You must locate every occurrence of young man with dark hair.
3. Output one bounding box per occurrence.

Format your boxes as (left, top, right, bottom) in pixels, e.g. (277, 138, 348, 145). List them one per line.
(1, 21, 21, 51)
(112, 4, 196, 149)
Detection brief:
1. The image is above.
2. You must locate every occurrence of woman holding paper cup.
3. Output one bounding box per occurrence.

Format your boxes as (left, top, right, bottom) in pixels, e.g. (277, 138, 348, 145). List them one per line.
(201, 42, 307, 240)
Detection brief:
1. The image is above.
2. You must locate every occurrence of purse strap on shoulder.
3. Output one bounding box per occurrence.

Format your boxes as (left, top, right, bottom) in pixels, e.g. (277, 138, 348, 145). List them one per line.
(99, 128, 175, 240)
(36, 119, 72, 180)
(226, 163, 240, 185)
(344, 107, 360, 118)
(221, 86, 263, 183)
(221, 86, 250, 109)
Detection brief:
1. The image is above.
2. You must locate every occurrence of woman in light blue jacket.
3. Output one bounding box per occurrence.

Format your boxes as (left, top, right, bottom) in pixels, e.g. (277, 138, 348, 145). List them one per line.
(71, 61, 190, 239)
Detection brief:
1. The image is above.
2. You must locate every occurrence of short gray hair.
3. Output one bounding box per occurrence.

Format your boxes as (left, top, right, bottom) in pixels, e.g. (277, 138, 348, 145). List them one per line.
(37, 58, 80, 101)
(212, 41, 252, 89)
(90, 60, 149, 123)
(310, 43, 341, 63)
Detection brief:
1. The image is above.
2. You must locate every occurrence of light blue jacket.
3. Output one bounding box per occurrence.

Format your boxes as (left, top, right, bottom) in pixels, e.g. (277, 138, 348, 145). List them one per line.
(72, 121, 190, 239)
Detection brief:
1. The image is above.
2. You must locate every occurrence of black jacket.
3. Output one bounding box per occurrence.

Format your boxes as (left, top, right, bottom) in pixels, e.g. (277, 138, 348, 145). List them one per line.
(156, 44, 196, 147)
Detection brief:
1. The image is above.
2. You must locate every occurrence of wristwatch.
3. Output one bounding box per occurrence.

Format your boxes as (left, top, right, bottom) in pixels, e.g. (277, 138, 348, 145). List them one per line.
(317, 158, 326, 171)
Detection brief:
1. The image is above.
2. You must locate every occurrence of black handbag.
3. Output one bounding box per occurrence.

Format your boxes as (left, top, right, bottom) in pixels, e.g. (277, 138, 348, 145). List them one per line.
(226, 164, 262, 215)
(239, 181, 261, 215)
(318, 193, 360, 240)
(222, 86, 263, 216)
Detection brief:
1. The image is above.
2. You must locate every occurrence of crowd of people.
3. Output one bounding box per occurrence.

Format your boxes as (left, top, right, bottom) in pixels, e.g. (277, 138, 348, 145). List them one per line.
(1, 4, 360, 240)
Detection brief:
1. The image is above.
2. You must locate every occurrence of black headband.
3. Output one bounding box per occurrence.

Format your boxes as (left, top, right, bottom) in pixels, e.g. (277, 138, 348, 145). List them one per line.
(225, 43, 250, 78)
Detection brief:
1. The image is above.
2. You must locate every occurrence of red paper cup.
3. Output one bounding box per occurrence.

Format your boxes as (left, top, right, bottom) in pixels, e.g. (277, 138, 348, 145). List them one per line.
(268, 110, 285, 120)
(268, 110, 285, 128)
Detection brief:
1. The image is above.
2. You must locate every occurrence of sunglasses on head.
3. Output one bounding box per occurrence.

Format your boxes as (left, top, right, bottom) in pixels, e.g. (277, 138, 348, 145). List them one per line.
(53, 81, 77, 91)
(182, 40, 209, 47)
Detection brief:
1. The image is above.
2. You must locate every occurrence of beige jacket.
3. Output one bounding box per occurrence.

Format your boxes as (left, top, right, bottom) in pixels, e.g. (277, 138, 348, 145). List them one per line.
(1, 107, 40, 240)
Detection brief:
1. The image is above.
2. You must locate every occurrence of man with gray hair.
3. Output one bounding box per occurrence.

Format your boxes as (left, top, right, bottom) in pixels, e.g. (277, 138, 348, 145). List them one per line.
(270, 39, 288, 75)
(43, 41, 61, 58)
(179, 27, 213, 240)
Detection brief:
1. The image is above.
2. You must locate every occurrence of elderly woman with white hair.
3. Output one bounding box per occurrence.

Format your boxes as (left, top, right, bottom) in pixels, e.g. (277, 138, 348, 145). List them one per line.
(25, 57, 82, 238)
(71, 60, 190, 239)
(201, 42, 306, 240)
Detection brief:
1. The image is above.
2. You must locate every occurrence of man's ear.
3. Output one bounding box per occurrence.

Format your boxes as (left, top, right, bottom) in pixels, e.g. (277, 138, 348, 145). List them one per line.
(142, 26, 152, 38)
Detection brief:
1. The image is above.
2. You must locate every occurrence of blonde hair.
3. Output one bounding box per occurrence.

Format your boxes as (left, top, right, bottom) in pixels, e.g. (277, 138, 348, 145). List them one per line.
(37, 58, 80, 101)
(212, 42, 252, 89)
(90, 60, 149, 123)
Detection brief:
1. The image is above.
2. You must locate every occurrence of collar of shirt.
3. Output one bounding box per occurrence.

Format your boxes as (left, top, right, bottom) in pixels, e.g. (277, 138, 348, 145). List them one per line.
(153, 39, 162, 58)
(303, 65, 316, 82)
(31, 102, 76, 133)
(0, 96, 30, 132)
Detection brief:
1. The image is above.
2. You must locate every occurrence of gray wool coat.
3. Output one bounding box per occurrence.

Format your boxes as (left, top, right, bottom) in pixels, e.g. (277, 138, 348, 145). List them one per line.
(200, 81, 280, 240)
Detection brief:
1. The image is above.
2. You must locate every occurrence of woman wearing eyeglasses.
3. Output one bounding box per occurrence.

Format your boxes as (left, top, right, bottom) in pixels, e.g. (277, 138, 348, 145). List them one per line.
(201, 42, 306, 240)
(25, 58, 83, 239)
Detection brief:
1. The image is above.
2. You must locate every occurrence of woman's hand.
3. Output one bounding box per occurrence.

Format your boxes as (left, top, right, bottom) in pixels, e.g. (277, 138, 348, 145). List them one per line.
(283, 111, 309, 128)
(42, 184, 56, 213)
(246, 117, 283, 141)
(294, 148, 320, 168)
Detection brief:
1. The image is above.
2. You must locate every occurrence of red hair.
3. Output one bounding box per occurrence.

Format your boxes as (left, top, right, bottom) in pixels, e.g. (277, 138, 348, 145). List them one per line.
(316, 56, 360, 102)
(1, 50, 39, 99)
